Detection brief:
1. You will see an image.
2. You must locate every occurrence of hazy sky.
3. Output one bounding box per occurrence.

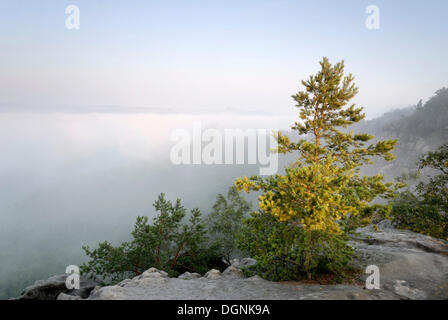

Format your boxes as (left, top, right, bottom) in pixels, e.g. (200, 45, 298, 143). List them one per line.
(1, 0, 447, 118)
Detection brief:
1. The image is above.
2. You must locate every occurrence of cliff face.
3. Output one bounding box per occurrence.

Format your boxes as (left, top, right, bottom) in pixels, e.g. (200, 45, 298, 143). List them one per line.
(17, 221, 448, 300)
(356, 89, 448, 179)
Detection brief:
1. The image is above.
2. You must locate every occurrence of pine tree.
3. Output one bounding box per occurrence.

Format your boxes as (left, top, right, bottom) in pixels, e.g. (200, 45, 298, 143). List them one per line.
(81, 193, 222, 284)
(236, 58, 399, 279)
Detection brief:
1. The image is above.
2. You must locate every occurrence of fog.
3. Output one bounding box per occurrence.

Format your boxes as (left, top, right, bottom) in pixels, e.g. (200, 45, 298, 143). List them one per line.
(0, 111, 292, 298)
(1, 89, 445, 299)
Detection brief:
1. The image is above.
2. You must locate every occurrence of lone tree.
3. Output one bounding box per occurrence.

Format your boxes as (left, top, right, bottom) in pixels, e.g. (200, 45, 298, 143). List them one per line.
(207, 186, 252, 265)
(236, 58, 399, 280)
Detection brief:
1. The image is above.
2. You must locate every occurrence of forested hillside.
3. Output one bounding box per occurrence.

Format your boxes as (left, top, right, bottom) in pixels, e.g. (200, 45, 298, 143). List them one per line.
(354, 88, 448, 179)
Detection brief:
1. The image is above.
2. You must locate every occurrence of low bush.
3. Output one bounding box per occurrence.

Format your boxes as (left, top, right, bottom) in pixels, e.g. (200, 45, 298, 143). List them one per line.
(80, 193, 224, 285)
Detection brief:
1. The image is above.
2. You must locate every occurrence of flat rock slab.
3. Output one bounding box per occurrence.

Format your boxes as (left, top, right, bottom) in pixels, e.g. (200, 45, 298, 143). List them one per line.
(88, 221, 448, 300)
(352, 220, 448, 299)
(88, 272, 397, 300)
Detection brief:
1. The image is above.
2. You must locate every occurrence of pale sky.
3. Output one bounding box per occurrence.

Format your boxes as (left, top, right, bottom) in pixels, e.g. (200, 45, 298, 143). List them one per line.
(1, 0, 447, 118)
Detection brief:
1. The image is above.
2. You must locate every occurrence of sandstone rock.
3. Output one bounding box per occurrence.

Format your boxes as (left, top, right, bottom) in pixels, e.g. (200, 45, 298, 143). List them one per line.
(89, 285, 128, 300)
(142, 272, 165, 279)
(89, 286, 101, 296)
(87, 222, 448, 300)
(17, 274, 97, 300)
(118, 279, 132, 287)
(142, 267, 168, 278)
(351, 220, 448, 299)
(88, 271, 397, 300)
(178, 272, 201, 280)
(393, 280, 426, 300)
(204, 269, 221, 279)
(57, 293, 82, 300)
(222, 266, 245, 278)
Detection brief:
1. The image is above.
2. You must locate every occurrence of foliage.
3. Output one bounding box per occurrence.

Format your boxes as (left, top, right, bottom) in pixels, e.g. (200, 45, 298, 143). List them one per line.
(416, 144, 448, 213)
(388, 88, 448, 141)
(236, 58, 399, 279)
(206, 186, 252, 265)
(391, 144, 448, 240)
(80, 193, 223, 285)
(237, 212, 354, 281)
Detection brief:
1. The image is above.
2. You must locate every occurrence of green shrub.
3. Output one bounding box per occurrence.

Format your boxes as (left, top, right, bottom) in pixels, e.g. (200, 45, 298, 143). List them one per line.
(207, 186, 251, 265)
(391, 191, 447, 239)
(391, 144, 448, 240)
(80, 193, 223, 285)
(237, 212, 354, 281)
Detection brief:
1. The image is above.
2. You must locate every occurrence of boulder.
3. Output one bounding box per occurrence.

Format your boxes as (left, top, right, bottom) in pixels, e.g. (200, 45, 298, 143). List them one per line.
(178, 272, 201, 280)
(351, 220, 448, 299)
(141, 268, 169, 278)
(204, 269, 221, 279)
(17, 274, 97, 300)
(222, 266, 245, 278)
